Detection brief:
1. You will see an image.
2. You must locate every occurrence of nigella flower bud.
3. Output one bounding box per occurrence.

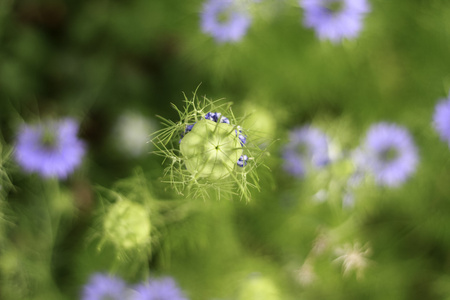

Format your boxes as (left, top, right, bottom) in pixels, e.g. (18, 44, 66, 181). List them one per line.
(103, 200, 151, 250)
(151, 93, 267, 201)
(180, 119, 243, 181)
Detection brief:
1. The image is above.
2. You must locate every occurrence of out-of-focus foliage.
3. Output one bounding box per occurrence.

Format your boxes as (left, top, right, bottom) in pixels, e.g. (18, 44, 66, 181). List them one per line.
(1, 0, 450, 299)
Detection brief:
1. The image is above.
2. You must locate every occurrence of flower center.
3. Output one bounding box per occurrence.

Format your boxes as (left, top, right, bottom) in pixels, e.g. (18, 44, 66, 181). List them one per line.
(297, 143, 309, 156)
(217, 9, 232, 23)
(380, 147, 398, 162)
(40, 128, 57, 148)
(324, 0, 344, 13)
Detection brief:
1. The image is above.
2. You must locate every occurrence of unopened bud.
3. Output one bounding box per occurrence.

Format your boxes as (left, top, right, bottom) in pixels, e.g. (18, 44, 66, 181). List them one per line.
(103, 200, 151, 250)
(180, 119, 243, 181)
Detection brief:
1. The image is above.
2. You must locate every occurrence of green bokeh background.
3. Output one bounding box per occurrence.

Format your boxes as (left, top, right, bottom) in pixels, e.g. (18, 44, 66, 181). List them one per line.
(2, 0, 450, 299)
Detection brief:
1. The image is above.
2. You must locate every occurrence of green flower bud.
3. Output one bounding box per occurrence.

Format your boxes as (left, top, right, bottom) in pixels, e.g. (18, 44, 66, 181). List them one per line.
(151, 93, 267, 201)
(103, 200, 151, 250)
(180, 119, 242, 181)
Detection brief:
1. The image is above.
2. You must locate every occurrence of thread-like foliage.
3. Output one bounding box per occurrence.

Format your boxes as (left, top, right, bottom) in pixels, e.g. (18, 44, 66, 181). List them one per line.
(151, 91, 269, 201)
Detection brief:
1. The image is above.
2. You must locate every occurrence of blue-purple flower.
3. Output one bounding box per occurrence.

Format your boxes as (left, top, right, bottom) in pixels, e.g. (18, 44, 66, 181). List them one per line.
(82, 273, 128, 300)
(132, 277, 188, 300)
(433, 91, 450, 147)
(300, 0, 370, 43)
(200, 0, 252, 43)
(282, 126, 330, 177)
(14, 118, 86, 179)
(361, 122, 418, 187)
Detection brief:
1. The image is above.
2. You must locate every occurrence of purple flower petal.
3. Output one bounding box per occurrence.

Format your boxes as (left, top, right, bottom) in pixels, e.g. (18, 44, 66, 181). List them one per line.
(132, 277, 188, 300)
(82, 273, 128, 300)
(433, 91, 450, 148)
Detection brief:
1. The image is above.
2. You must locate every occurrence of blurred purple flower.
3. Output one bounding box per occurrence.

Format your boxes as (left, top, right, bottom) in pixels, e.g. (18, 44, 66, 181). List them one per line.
(300, 0, 370, 43)
(82, 273, 128, 300)
(14, 118, 85, 179)
(201, 0, 252, 43)
(433, 91, 450, 147)
(282, 126, 330, 177)
(132, 277, 188, 300)
(362, 122, 418, 187)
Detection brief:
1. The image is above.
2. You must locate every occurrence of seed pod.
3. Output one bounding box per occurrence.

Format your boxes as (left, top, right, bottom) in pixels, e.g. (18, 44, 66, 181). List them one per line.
(103, 200, 151, 250)
(180, 119, 243, 181)
(151, 93, 267, 201)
